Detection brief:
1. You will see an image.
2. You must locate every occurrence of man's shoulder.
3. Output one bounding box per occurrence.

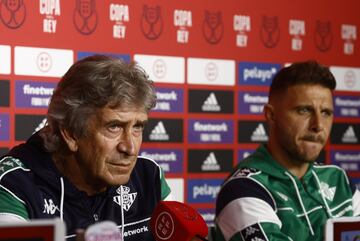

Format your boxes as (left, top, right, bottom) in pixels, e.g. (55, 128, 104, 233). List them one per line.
(234, 145, 272, 171)
(0, 156, 30, 176)
(132, 156, 163, 182)
(223, 166, 268, 195)
(312, 163, 351, 189)
(313, 163, 347, 177)
(0, 156, 37, 201)
(229, 166, 262, 180)
(135, 155, 161, 173)
(216, 166, 276, 215)
(137, 155, 159, 166)
(228, 152, 269, 181)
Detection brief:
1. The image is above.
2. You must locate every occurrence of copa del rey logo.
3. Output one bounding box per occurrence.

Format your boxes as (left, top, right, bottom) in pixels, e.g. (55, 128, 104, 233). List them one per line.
(109, 4, 129, 39)
(341, 24, 357, 55)
(0, 0, 26, 29)
(174, 9, 192, 43)
(40, 0, 61, 33)
(113, 186, 137, 211)
(289, 19, 305, 51)
(233, 15, 251, 47)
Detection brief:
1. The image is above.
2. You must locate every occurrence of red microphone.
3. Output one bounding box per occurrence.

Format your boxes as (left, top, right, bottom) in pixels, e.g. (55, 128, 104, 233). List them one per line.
(150, 201, 208, 241)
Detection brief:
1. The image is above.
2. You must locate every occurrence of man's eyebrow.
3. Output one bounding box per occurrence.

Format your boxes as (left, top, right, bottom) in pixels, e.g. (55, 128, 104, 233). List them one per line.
(136, 119, 148, 125)
(293, 105, 334, 112)
(322, 107, 334, 113)
(103, 119, 125, 125)
(294, 104, 313, 109)
(104, 119, 148, 125)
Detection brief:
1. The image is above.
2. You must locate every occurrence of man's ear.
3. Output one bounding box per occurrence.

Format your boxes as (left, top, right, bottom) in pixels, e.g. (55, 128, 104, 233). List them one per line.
(264, 104, 275, 123)
(60, 128, 78, 152)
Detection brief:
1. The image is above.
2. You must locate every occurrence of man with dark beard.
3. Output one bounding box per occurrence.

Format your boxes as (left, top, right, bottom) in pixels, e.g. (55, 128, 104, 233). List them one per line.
(215, 61, 360, 241)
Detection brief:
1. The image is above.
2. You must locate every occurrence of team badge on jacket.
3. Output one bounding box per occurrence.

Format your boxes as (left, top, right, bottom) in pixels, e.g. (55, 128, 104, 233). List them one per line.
(113, 186, 137, 211)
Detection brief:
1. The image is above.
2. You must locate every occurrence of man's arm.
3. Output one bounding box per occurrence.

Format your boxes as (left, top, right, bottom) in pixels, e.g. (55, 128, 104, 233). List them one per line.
(353, 189, 360, 216)
(344, 172, 360, 216)
(350, 180, 360, 216)
(159, 168, 172, 201)
(0, 187, 29, 221)
(215, 177, 291, 241)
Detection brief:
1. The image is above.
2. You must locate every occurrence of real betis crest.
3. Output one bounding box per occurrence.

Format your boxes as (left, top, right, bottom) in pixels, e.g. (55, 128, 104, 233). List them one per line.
(113, 186, 137, 211)
(319, 181, 336, 202)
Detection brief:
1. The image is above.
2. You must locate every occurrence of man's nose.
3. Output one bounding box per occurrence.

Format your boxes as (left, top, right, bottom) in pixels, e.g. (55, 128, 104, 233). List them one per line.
(310, 112, 325, 132)
(117, 131, 136, 155)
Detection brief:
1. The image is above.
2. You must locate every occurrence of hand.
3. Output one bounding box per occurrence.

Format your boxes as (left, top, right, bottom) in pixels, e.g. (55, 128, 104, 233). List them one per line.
(75, 229, 85, 241)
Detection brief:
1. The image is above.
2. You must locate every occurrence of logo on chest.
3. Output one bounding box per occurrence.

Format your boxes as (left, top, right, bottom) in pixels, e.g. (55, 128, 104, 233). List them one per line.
(319, 182, 336, 202)
(43, 198, 60, 215)
(113, 186, 137, 211)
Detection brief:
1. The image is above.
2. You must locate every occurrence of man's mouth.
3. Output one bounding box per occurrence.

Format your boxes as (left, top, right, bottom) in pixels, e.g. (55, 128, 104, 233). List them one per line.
(302, 135, 325, 144)
(107, 162, 132, 172)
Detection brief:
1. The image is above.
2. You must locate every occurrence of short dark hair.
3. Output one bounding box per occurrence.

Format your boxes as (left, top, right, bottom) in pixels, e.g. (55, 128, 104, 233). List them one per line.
(40, 54, 156, 152)
(269, 60, 336, 102)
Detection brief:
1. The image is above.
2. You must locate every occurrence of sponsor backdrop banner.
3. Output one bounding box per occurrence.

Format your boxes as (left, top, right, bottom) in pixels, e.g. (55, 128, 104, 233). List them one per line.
(1, 0, 360, 224)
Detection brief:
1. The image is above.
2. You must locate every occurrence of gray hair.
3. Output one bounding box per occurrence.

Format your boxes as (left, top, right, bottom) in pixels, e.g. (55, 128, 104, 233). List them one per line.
(40, 55, 156, 152)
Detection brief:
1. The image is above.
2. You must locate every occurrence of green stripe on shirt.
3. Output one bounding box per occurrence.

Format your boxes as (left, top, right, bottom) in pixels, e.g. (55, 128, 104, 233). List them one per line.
(0, 187, 29, 219)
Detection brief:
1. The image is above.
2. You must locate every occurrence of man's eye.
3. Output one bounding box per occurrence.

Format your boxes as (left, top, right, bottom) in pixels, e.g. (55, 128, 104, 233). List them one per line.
(322, 110, 333, 117)
(133, 124, 144, 132)
(108, 125, 121, 132)
(298, 107, 310, 114)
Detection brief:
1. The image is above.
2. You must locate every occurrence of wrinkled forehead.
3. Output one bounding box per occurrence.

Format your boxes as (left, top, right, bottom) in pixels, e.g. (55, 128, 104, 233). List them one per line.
(82, 105, 148, 131)
(107, 101, 148, 114)
(100, 104, 148, 119)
